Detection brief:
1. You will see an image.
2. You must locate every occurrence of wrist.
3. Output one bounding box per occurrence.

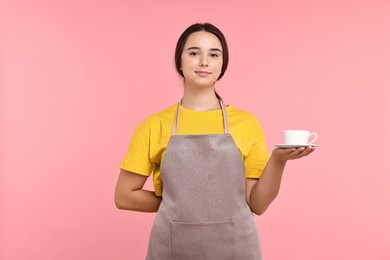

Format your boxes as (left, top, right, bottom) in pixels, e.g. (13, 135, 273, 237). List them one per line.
(270, 152, 288, 166)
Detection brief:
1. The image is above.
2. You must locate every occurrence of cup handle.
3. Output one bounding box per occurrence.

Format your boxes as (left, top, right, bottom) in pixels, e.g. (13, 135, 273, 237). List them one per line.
(308, 133, 318, 145)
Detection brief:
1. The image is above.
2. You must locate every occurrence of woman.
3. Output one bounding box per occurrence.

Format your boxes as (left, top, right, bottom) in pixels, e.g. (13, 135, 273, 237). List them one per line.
(115, 23, 315, 260)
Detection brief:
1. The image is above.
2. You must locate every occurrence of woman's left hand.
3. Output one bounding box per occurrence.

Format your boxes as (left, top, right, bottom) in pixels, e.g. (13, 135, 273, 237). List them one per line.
(271, 146, 316, 163)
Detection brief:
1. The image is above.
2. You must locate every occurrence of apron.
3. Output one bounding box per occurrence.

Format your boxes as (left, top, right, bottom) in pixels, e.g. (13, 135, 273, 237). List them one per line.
(146, 102, 262, 260)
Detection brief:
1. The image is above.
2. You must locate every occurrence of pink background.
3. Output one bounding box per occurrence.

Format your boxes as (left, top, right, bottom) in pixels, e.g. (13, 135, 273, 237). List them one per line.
(1, 0, 389, 259)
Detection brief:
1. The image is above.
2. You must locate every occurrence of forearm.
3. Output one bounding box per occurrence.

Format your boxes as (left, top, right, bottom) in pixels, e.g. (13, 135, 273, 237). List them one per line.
(248, 146, 315, 215)
(249, 156, 286, 215)
(115, 189, 162, 212)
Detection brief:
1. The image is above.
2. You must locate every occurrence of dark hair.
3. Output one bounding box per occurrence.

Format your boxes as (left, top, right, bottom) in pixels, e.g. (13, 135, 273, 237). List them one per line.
(174, 23, 229, 102)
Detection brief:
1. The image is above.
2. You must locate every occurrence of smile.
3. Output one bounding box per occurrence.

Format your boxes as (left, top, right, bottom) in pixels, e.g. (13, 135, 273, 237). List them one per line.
(195, 71, 212, 77)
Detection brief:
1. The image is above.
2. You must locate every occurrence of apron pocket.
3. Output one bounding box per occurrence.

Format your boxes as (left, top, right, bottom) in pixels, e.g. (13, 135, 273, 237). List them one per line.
(170, 220, 235, 260)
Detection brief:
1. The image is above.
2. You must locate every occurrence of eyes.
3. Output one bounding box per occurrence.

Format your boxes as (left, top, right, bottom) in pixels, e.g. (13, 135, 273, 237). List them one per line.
(188, 51, 220, 58)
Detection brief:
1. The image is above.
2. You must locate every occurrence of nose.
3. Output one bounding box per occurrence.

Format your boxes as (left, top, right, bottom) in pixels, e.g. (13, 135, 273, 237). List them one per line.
(200, 54, 208, 67)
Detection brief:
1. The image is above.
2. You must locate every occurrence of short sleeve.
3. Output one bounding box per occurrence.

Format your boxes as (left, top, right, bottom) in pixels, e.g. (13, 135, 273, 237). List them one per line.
(244, 128, 269, 179)
(119, 127, 153, 176)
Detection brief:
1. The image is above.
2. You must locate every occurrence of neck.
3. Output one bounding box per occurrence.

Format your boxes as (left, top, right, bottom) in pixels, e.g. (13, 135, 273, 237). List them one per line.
(181, 86, 220, 111)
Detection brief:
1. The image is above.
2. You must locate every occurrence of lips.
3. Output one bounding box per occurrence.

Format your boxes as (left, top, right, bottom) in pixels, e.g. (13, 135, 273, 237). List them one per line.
(195, 71, 211, 77)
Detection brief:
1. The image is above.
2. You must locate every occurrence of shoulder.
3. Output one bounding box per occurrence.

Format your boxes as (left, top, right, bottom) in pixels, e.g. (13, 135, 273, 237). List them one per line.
(137, 104, 177, 135)
(227, 105, 262, 129)
(227, 106, 267, 148)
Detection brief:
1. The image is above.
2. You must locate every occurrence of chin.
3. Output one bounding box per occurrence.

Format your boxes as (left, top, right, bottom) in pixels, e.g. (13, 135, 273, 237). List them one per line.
(185, 79, 215, 88)
(195, 82, 215, 88)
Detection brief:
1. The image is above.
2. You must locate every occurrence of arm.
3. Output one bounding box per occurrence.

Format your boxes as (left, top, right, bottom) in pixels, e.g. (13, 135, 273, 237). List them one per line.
(114, 169, 162, 212)
(246, 146, 315, 215)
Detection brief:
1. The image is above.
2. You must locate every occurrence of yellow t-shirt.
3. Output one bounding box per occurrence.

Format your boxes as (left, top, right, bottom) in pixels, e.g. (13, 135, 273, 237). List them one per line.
(120, 104, 269, 197)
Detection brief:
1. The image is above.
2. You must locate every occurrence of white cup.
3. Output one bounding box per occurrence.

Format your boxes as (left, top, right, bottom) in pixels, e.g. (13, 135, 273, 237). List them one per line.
(283, 130, 318, 145)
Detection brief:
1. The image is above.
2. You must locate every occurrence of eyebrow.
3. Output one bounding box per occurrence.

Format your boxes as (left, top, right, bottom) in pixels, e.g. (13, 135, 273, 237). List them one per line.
(186, 47, 223, 52)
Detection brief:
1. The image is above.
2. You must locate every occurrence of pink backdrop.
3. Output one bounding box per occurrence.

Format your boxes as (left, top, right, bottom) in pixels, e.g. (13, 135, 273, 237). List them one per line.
(1, 0, 389, 259)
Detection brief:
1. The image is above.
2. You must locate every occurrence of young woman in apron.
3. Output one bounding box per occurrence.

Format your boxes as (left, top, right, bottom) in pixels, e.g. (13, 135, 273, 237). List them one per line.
(115, 23, 315, 260)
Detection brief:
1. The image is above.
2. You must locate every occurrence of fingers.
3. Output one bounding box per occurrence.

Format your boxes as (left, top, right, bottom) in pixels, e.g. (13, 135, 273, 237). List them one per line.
(284, 147, 315, 160)
(298, 146, 315, 158)
(273, 146, 316, 162)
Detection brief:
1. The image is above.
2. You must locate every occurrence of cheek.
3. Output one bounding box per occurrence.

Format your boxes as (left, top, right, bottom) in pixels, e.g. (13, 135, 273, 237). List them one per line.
(181, 57, 197, 73)
(214, 58, 223, 69)
(215, 61, 223, 73)
(180, 63, 192, 79)
(214, 62, 223, 79)
(180, 56, 190, 70)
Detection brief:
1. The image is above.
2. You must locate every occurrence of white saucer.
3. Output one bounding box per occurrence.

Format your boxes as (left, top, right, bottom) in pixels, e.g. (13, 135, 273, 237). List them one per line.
(275, 144, 318, 148)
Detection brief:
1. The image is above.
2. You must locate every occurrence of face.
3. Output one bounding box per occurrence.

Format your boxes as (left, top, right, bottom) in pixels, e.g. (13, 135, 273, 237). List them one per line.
(180, 31, 223, 88)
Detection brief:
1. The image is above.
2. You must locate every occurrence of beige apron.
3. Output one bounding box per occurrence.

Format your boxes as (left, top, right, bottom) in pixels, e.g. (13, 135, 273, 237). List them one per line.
(146, 102, 262, 260)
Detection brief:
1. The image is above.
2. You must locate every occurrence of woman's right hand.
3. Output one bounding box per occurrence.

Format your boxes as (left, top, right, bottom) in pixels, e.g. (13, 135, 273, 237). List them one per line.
(114, 170, 162, 212)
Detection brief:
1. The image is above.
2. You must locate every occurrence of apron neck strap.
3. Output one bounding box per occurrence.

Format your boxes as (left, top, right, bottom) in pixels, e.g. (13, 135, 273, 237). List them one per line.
(220, 101, 230, 134)
(172, 101, 230, 135)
